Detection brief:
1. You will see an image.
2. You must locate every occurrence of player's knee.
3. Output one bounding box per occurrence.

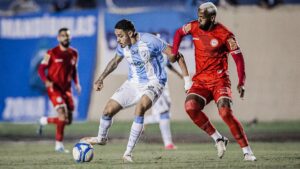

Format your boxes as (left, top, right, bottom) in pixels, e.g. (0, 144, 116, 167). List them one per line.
(217, 98, 231, 109)
(103, 107, 115, 117)
(185, 99, 204, 118)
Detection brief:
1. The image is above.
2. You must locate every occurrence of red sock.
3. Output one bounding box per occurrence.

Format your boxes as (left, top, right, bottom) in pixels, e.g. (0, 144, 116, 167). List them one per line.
(56, 120, 66, 141)
(47, 117, 59, 124)
(185, 99, 216, 135)
(219, 107, 249, 147)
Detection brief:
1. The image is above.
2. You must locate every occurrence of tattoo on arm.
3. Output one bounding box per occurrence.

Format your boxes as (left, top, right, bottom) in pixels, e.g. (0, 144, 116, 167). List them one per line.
(98, 55, 122, 81)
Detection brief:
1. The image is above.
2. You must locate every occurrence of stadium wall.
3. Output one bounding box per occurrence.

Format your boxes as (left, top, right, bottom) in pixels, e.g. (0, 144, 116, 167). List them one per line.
(88, 6, 300, 122)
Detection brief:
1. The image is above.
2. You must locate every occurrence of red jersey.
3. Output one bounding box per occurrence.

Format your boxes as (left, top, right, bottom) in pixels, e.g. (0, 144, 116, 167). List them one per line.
(188, 21, 238, 83)
(39, 46, 78, 91)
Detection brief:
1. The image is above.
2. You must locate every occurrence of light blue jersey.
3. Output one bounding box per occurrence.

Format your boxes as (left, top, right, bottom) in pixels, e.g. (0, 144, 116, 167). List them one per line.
(116, 33, 168, 85)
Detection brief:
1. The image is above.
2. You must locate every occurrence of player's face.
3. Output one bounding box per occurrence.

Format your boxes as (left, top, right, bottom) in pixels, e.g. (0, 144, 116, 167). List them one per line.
(58, 30, 71, 48)
(198, 9, 214, 31)
(115, 29, 131, 48)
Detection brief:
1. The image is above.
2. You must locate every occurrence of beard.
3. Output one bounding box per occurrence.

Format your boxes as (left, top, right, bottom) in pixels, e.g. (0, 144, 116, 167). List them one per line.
(60, 40, 70, 48)
(199, 20, 213, 31)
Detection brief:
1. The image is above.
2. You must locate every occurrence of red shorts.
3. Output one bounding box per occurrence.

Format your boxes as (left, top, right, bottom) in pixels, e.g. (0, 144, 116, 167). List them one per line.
(47, 87, 74, 111)
(188, 78, 232, 105)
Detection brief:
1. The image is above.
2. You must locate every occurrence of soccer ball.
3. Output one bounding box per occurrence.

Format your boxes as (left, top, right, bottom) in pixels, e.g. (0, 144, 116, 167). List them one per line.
(72, 142, 94, 162)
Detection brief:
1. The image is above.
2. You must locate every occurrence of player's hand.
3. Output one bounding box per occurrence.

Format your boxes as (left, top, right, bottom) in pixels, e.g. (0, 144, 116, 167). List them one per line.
(45, 80, 53, 88)
(237, 85, 245, 99)
(184, 76, 192, 93)
(94, 79, 103, 91)
(75, 84, 81, 95)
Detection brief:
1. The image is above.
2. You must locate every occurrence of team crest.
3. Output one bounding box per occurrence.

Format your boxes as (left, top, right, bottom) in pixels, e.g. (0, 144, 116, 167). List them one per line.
(210, 39, 219, 47)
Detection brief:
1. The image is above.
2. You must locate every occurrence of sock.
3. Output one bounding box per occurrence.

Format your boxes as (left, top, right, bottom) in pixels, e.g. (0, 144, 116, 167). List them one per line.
(219, 107, 249, 148)
(144, 114, 159, 124)
(210, 131, 223, 143)
(185, 99, 216, 135)
(242, 146, 253, 155)
(47, 117, 58, 124)
(125, 116, 144, 155)
(98, 115, 113, 139)
(159, 112, 173, 146)
(55, 120, 65, 142)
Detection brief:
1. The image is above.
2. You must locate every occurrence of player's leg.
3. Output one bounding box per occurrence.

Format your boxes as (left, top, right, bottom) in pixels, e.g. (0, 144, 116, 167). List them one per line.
(159, 111, 176, 150)
(185, 93, 228, 158)
(82, 81, 135, 145)
(54, 105, 68, 152)
(81, 99, 123, 145)
(217, 98, 256, 161)
(123, 81, 164, 162)
(123, 94, 152, 162)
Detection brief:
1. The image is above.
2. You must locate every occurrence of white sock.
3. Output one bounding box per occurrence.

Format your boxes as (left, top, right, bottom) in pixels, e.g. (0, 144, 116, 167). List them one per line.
(98, 115, 112, 139)
(210, 131, 222, 142)
(144, 114, 159, 124)
(242, 146, 253, 155)
(125, 116, 144, 155)
(40, 116, 48, 125)
(159, 112, 173, 146)
(55, 141, 64, 150)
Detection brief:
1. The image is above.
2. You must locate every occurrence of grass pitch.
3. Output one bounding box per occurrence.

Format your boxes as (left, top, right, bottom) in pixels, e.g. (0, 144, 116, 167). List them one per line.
(0, 141, 300, 169)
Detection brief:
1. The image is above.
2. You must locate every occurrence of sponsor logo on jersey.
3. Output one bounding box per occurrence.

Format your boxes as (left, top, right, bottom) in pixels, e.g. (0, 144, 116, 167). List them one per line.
(210, 39, 218, 47)
(56, 96, 63, 103)
(55, 59, 63, 62)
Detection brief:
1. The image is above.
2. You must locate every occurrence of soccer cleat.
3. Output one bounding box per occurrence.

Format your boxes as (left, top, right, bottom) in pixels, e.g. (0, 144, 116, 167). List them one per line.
(164, 144, 177, 150)
(244, 153, 257, 161)
(55, 147, 70, 153)
(80, 137, 107, 145)
(215, 136, 229, 159)
(123, 153, 134, 163)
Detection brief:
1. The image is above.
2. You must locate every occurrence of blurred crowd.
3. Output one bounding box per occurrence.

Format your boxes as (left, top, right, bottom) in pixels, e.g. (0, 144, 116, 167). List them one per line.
(0, 0, 292, 17)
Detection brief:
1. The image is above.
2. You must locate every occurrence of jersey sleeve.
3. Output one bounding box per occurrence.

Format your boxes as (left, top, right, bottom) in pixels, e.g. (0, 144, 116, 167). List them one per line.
(41, 50, 52, 65)
(150, 34, 167, 53)
(116, 44, 125, 58)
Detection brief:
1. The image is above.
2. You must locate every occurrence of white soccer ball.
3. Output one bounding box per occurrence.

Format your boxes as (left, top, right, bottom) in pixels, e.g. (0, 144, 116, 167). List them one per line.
(72, 142, 94, 162)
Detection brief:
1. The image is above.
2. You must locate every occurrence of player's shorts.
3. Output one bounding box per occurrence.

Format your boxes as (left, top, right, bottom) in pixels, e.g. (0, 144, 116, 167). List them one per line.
(111, 80, 164, 108)
(151, 84, 171, 115)
(47, 87, 74, 111)
(188, 78, 232, 105)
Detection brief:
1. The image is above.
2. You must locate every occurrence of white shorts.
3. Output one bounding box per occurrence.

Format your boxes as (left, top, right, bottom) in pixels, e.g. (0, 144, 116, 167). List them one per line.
(151, 84, 171, 115)
(111, 80, 164, 108)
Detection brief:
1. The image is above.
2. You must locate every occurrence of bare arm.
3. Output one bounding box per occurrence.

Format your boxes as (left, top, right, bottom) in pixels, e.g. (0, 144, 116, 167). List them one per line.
(166, 63, 183, 79)
(163, 45, 192, 91)
(94, 54, 123, 91)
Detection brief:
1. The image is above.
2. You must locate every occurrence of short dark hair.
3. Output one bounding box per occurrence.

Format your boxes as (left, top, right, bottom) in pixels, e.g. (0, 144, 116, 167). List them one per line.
(114, 19, 135, 32)
(58, 27, 69, 34)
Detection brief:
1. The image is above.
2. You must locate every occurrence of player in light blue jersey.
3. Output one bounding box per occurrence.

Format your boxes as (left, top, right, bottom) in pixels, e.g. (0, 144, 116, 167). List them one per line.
(81, 19, 191, 162)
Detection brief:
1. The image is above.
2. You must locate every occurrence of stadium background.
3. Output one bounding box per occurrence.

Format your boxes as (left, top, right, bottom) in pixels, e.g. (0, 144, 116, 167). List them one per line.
(0, 1, 300, 168)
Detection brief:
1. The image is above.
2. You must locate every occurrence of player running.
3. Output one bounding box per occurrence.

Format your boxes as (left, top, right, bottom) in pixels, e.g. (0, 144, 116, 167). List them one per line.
(81, 19, 190, 162)
(171, 2, 256, 161)
(37, 28, 81, 153)
(144, 39, 183, 150)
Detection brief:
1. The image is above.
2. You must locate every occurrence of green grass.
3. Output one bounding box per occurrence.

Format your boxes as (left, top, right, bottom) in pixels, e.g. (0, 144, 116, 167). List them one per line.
(1, 121, 300, 138)
(0, 142, 299, 169)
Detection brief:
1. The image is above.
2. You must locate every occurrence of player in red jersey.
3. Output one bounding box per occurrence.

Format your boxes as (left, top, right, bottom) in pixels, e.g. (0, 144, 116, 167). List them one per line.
(171, 2, 256, 161)
(37, 28, 81, 153)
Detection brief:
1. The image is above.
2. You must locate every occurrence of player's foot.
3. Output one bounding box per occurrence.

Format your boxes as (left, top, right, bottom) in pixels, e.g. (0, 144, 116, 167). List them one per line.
(80, 136, 107, 145)
(244, 153, 257, 161)
(215, 136, 229, 159)
(164, 143, 177, 150)
(123, 153, 134, 163)
(55, 147, 70, 153)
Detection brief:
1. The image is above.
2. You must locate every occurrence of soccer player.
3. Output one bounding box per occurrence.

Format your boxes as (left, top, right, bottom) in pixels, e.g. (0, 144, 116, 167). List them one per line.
(171, 2, 256, 161)
(81, 19, 190, 162)
(37, 28, 81, 153)
(144, 50, 183, 150)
